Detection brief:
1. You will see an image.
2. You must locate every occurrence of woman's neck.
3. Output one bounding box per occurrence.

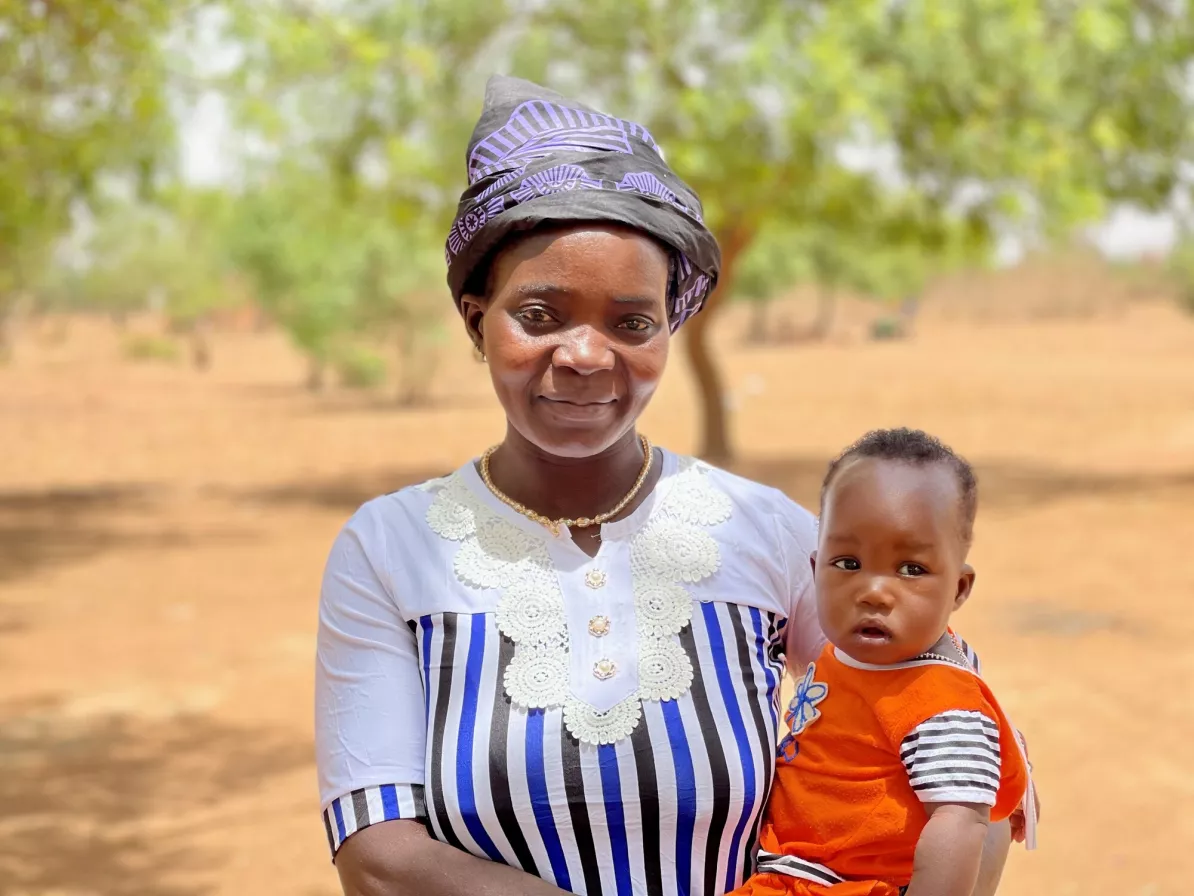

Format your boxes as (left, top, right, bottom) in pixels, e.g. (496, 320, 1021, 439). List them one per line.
(485, 426, 658, 523)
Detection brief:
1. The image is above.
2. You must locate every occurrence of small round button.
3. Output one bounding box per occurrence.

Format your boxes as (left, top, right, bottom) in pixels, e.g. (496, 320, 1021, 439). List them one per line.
(593, 658, 617, 680)
(588, 615, 611, 637)
(585, 569, 607, 589)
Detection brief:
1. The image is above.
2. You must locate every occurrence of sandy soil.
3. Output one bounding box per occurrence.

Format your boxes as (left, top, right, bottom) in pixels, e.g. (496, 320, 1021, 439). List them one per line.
(1, 299, 1192, 896)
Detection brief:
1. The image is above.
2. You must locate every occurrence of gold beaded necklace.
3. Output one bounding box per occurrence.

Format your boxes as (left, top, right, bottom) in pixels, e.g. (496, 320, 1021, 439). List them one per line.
(479, 434, 654, 537)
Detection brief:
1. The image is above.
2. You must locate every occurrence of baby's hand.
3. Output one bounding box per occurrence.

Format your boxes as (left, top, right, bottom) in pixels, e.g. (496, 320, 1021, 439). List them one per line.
(1010, 730, 1040, 845)
(1009, 785, 1041, 844)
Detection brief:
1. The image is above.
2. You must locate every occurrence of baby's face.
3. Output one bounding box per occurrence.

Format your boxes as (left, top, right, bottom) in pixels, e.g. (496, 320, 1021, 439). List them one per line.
(815, 457, 973, 665)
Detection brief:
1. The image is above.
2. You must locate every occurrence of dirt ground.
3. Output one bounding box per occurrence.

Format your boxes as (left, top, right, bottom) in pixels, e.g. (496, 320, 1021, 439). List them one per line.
(1, 296, 1192, 896)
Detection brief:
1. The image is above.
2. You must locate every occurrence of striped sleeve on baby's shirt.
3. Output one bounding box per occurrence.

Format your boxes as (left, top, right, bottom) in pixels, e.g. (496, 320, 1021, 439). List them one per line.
(899, 710, 1002, 805)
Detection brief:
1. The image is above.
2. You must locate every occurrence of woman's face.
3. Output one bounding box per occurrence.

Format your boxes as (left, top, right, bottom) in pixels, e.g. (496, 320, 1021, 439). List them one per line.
(461, 225, 671, 458)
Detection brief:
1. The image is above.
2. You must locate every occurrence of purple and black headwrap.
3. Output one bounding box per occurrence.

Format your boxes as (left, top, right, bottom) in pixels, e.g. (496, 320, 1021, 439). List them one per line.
(445, 76, 721, 331)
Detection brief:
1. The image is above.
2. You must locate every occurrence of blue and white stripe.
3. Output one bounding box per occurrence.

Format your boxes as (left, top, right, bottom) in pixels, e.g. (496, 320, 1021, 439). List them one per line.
(323, 783, 426, 855)
(324, 603, 786, 896)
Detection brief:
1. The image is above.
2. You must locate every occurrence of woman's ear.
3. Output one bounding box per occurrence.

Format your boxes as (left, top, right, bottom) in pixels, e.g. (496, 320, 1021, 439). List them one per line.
(459, 294, 487, 355)
(954, 563, 976, 611)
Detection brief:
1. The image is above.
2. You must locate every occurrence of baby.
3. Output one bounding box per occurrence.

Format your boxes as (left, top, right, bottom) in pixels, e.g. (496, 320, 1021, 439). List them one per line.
(734, 428, 1035, 896)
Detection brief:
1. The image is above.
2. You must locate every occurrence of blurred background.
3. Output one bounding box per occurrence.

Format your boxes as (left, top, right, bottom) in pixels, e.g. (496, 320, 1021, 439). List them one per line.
(2, 2, 1193, 894)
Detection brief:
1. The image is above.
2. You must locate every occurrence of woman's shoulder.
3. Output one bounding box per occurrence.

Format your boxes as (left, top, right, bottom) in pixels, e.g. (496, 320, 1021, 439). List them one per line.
(337, 467, 468, 547)
(669, 452, 818, 549)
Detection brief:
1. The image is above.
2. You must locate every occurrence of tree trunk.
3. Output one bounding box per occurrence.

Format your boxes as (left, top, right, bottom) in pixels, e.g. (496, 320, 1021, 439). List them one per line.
(810, 285, 836, 340)
(745, 299, 772, 344)
(396, 326, 417, 406)
(306, 357, 327, 391)
(0, 304, 14, 364)
(189, 318, 213, 371)
(684, 223, 753, 464)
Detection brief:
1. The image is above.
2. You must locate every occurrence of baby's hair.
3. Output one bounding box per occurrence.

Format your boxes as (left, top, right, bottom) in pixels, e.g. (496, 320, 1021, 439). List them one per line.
(821, 428, 978, 544)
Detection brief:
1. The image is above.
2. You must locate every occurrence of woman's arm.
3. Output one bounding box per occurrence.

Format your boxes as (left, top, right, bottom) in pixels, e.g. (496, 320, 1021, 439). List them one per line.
(336, 821, 567, 896)
(317, 507, 566, 895)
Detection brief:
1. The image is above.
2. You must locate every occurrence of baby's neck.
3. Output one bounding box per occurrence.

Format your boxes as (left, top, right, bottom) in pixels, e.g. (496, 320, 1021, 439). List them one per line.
(918, 630, 967, 665)
(836, 630, 968, 668)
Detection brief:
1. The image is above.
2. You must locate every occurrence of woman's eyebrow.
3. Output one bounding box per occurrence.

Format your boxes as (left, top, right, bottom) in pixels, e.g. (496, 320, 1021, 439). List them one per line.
(512, 283, 573, 299)
(512, 284, 658, 305)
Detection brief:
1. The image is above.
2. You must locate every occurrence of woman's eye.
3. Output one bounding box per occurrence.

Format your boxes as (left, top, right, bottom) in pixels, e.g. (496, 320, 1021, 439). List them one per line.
(898, 563, 928, 577)
(831, 558, 861, 571)
(518, 307, 553, 324)
(621, 317, 653, 332)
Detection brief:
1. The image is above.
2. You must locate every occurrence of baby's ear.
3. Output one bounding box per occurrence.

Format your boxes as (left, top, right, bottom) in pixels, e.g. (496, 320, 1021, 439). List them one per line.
(953, 564, 976, 611)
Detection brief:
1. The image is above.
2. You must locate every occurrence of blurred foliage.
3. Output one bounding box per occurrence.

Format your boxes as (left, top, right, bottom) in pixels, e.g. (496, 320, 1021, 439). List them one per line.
(3, 0, 1194, 441)
(335, 346, 388, 390)
(511, 0, 1194, 457)
(122, 332, 180, 363)
(0, 0, 178, 306)
(225, 169, 446, 396)
(41, 190, 240, 367)
(869, 316, 907, 342)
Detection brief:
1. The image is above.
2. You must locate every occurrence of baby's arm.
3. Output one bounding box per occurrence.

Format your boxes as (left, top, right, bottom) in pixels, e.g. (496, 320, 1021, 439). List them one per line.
(899, 709, 1005, 896)
(904, 802, 991, 896)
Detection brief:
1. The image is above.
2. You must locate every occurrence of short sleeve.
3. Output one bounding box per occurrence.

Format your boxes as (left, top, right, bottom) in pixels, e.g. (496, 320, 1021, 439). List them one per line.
(778, 506, 827, 669)
(315, 502, 429, 857)
(899, 710, 1001, 806)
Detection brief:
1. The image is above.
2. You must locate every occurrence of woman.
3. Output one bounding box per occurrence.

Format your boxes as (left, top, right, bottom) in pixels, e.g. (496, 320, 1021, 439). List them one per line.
(315, 76, 1012, 896)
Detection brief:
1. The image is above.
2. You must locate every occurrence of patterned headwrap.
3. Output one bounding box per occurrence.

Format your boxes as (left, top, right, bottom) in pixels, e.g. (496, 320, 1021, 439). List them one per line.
(445, 76, 720, 331)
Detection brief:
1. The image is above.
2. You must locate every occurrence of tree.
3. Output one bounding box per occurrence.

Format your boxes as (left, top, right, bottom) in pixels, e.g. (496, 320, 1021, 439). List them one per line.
(226, 171, 447, 396)
(524, 0, 1194, 460)
(217, 0, 511, 393)
(0, 0, 179, 356)
(46, 192, 239, 368)
(215, 0, 1194, 459)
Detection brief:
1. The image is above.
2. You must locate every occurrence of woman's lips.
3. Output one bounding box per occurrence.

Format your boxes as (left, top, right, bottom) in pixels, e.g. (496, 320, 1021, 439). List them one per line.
(537, 396, 618, 421)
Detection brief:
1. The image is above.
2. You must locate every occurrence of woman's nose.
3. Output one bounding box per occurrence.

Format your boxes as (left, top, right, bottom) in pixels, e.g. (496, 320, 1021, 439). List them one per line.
(552, 326, 615, 374)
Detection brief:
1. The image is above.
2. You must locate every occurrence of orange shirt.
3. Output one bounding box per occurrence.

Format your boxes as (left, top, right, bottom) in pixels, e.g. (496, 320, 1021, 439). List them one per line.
(751, 643, 1028, 891)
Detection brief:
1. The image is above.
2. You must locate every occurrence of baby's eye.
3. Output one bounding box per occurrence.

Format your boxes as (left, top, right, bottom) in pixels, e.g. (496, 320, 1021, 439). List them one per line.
(831, 558, 861, 571)
(898, 563, 928, 577)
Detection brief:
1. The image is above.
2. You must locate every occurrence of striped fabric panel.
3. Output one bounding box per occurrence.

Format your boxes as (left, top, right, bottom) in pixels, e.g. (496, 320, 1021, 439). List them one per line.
(385, 607, 784, 895)
(900, 710, 1001, 805)
(755, 850, 845, 885)
(323, 783, 427, 856)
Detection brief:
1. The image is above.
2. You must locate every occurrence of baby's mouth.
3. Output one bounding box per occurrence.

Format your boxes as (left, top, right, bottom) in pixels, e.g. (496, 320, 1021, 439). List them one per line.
(853, 619, 894, 642)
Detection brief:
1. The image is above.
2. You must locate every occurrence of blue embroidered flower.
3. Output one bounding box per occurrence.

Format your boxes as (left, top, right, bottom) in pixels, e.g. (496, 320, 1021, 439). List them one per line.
(778, 662, 829, 763)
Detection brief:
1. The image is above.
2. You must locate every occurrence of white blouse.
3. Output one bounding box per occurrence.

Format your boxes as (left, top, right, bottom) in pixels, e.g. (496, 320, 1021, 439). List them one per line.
(315, 449, 824, 896)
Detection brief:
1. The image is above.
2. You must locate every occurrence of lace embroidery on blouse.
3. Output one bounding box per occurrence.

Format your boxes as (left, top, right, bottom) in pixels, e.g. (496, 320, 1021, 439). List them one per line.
(423, 457, 731, 745)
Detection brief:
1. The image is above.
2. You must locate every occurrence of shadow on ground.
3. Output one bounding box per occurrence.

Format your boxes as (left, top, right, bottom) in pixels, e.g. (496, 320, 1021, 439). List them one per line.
(230, 382, 490, 415)
(0, 697, 312, 896)
(218, 467, 450, 511)
(0, 484, 255, 587)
